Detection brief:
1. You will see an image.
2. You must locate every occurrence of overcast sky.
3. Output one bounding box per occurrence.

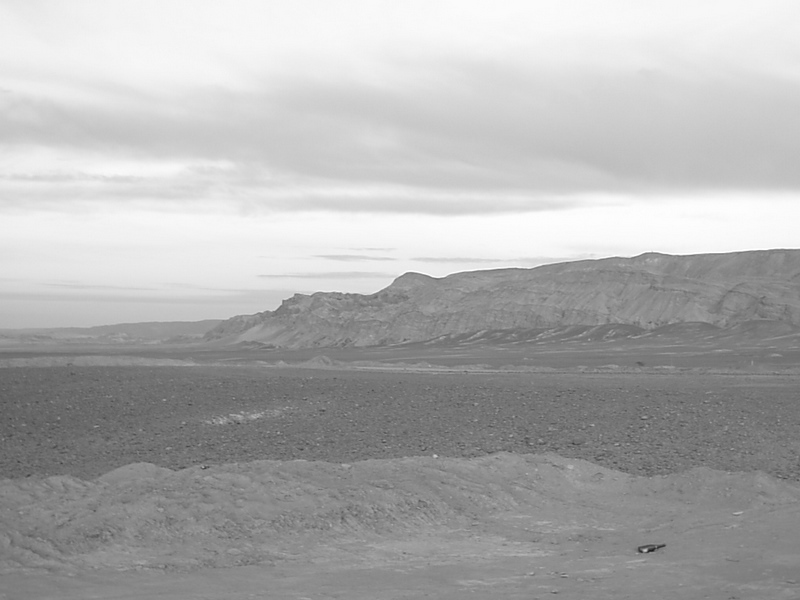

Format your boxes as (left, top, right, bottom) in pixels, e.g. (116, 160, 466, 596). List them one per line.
(2, 0, 799, 328)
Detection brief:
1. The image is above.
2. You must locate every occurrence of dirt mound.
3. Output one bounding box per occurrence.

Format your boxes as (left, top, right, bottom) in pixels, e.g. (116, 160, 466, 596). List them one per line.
(628, 467, 800, 510)
(2, 453, 799, 575)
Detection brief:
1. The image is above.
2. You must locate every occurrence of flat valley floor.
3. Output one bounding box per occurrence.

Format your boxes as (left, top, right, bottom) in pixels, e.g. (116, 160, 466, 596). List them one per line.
(2, 349, 800, 599)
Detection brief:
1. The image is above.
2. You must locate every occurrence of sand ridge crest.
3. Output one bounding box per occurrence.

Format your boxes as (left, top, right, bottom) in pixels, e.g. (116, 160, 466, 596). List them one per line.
(2, 452, 799, 575)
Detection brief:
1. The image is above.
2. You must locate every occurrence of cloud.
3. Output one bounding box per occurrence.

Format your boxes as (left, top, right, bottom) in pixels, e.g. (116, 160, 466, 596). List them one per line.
(280, 61, 800, 194)
(259, 271, 396, 279)
(3, 12, 800, 216)
(0, 172, 143, 183)
(314, 254, 396, 262)
(43, 281, 158, 292)
(412, 254, 600, 266)
(412, 256, 508, 264)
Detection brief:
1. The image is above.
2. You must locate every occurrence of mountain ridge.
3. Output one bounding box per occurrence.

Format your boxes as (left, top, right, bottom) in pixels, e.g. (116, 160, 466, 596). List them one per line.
(205, 249, 800, 348)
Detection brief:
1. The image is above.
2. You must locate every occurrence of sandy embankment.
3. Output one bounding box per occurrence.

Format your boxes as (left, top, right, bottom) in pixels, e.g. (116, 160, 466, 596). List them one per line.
(2, 453, 800, 599)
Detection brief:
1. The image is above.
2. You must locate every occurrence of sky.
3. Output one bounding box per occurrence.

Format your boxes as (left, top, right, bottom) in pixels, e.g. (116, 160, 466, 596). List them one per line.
(2, 0, 799, 328)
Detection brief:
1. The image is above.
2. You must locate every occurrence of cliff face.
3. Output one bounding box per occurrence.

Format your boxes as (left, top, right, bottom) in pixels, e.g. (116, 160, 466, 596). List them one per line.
(204, 249, 800, 348)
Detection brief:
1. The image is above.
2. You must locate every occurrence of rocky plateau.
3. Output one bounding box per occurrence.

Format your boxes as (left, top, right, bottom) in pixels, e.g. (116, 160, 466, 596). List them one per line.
(205, 249, 800, 348)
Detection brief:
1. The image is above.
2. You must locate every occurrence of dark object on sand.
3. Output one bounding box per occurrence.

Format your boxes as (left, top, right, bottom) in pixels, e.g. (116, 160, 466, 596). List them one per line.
(637, 544, 666, 553)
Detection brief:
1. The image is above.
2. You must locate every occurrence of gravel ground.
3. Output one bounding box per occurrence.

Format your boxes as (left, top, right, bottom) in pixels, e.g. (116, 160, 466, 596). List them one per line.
(1, 366, 799, 481)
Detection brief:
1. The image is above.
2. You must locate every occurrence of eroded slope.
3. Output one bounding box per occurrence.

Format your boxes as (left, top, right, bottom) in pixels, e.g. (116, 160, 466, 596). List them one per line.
(205, 249, 800, 348)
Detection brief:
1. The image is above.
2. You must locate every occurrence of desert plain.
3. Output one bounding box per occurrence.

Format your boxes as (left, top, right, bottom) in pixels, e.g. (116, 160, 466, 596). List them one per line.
(2, 336, 800, 599)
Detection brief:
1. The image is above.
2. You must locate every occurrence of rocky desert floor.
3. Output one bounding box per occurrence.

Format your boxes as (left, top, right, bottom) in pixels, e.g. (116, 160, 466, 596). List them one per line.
(2, 351, 800, 599)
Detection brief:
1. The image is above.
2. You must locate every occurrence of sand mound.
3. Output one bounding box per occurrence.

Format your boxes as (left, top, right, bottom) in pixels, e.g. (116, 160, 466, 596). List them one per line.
(2, 453, 799, 575)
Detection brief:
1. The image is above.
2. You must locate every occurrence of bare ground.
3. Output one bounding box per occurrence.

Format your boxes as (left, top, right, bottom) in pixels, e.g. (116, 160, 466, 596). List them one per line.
(2, 360, 800, 599)
(3, 454, 800, 599)
(1, 364, 799, 481)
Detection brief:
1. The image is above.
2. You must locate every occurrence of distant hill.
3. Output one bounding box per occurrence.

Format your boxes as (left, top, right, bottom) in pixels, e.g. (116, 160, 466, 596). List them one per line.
(0, 320, 223, 345)
(204, 249, 800, 348)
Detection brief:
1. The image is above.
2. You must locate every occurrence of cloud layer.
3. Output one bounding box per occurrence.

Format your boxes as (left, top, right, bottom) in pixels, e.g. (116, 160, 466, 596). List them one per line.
(3, 1, 800, 216)
(4, 62, 800, 215)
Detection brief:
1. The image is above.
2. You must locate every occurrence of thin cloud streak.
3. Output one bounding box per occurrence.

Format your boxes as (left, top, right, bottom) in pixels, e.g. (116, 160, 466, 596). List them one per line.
(315, 254, 396, 262)
(259, 272, 397, 280)
(412, 257, 509, 264)
(412, 254, 600, 266)
(43, 281, 159, 292)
